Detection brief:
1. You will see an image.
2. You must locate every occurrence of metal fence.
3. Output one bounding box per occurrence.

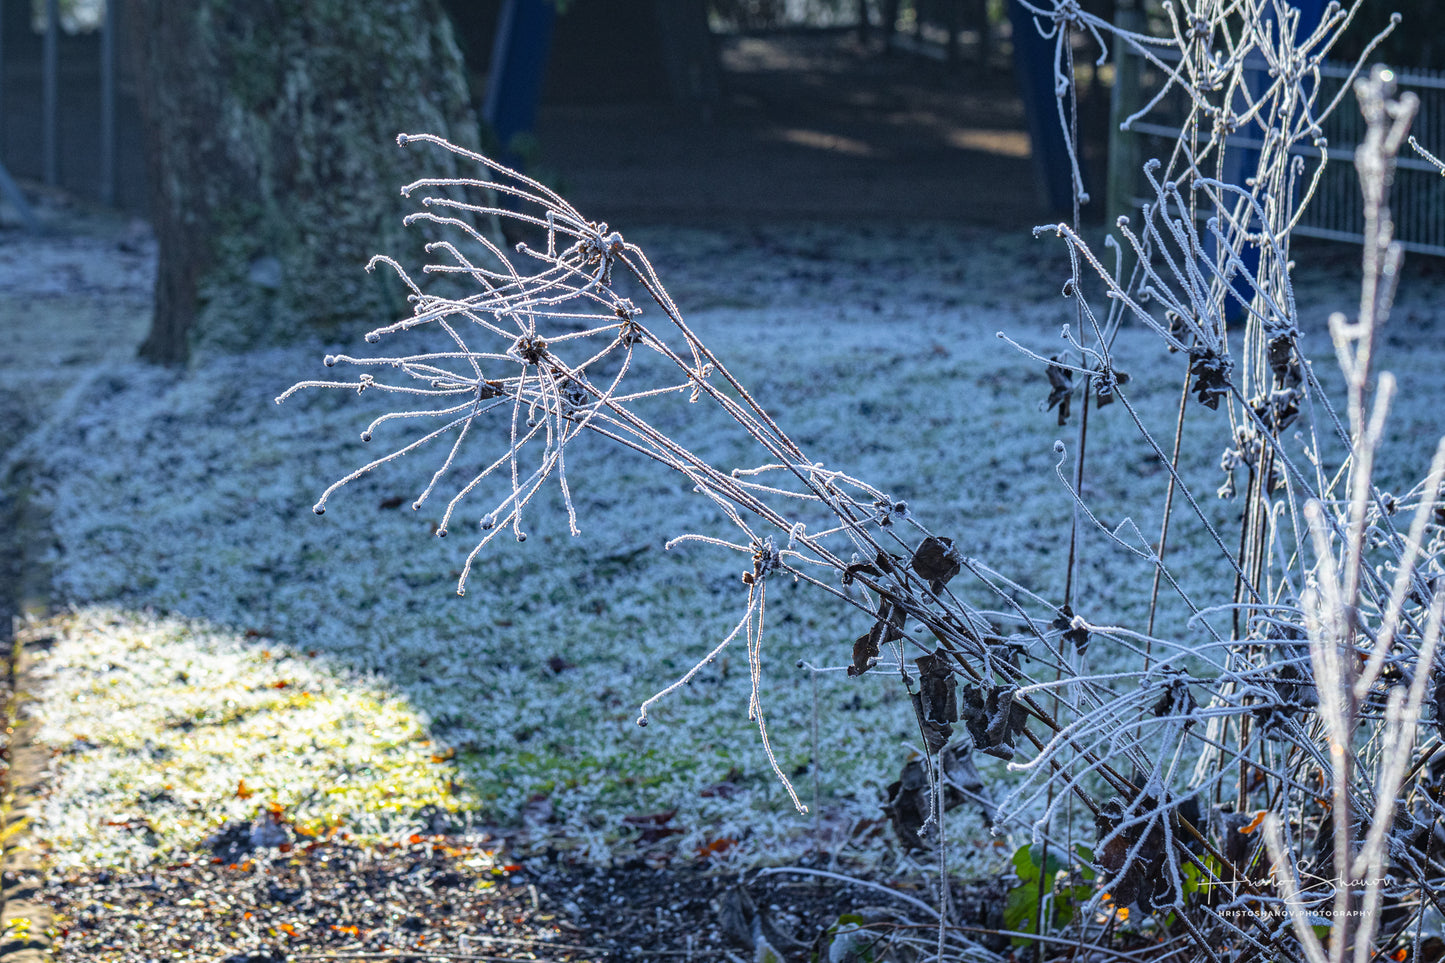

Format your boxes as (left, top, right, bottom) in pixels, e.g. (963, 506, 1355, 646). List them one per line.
(0, 0, 148, 220)
(1108, 44, 1445, 258)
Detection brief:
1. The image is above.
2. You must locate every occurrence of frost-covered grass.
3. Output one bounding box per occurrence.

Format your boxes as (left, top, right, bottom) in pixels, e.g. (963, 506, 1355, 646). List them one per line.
(21, 223, 1445, 875)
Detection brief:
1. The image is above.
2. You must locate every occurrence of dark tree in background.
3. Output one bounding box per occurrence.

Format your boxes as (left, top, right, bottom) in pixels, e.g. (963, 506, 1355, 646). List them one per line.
(127, 0, 483, 364)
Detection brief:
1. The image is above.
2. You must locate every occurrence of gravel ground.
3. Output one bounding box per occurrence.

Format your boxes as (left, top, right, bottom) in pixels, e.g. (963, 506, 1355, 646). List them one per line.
(47, 834, 1002, 962)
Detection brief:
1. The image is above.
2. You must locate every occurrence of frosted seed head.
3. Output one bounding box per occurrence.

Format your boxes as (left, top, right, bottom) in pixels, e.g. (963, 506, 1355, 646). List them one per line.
(396, 133, 410, 145)
(1053, 440, 1066, 454)
(324, 355, 337, 367)
(516, 532, 528, 543)
(436, 527, 447, 538)
(313, 505, 326, 516)
(480, 514, 495, 530)
(636, 715, 648, 728)
(365, 332, 381, 343)
(360, 431, 372, 442)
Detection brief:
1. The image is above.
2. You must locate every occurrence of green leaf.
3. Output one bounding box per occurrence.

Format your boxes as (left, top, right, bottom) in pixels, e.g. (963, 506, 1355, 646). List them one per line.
(1012, 842, 1040, 880)
(1003, 841, 1104, 947)
(1075, 843, 1096, 881)
(1181, 854, 1224, 899)
(1004, 844, 1042, 942)
(1004, 879, 1041, 944)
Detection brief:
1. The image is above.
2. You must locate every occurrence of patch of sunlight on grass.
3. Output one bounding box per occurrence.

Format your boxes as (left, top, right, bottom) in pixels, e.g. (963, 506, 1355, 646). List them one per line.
(28, 607, 476, 872)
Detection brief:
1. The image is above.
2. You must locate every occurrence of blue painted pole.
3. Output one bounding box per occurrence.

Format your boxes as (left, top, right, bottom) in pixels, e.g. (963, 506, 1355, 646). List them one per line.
(0, 0, 6, 159)
(100, 0, 116, 205)
(43, 0, 58, 186)
(483, 0, 556, 169)
(1218, 0, 1326, 317)
(1009, 1, 1087, 216)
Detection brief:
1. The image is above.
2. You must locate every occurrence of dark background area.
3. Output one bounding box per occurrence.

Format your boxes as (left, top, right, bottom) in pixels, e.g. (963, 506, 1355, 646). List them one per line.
(0, 1, 1440, 228)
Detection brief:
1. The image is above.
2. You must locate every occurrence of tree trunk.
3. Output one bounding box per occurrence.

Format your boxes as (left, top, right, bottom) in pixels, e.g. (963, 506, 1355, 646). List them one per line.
(128, 0, 482, 364)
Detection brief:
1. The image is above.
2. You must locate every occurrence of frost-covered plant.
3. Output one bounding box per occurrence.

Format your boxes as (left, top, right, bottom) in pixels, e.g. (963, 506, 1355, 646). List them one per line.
(281, 2, 1445, 960)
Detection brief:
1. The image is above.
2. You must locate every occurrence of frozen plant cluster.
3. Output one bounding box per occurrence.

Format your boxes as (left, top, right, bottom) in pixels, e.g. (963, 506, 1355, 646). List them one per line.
(284, 2, 1445, 960)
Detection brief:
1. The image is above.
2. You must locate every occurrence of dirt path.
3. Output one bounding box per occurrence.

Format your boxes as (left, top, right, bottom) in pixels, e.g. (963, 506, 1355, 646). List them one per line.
(535, 31, 1045, 227)
(0, 189, 154, 632)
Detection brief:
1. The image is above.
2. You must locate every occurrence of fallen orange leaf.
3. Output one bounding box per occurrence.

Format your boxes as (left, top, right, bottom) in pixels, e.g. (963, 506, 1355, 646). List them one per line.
(1239, 810, 1267, 835)
(695, 837, 738, 858)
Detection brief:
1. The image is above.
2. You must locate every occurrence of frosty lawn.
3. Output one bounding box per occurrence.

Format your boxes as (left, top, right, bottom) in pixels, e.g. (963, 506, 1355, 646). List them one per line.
(22, 223, 1445, 875)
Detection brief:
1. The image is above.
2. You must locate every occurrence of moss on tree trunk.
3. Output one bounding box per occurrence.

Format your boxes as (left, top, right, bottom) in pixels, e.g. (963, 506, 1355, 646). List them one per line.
(128, 0, 482, 363)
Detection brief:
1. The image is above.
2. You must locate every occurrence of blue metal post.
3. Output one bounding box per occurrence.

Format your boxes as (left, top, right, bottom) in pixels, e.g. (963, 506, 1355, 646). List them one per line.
(100, 0, 116, 205)
(1009, 1, 1087, 216)
(0, 0, 6, 158)
(43, 0, 57, 186)
(1218, 0, 1326, 317)
(483, 0, 556, 168)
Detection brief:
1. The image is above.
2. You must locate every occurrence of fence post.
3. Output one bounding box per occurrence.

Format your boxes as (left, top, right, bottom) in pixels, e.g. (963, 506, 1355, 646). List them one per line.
(43, 0, 57, 186)
(100, 0, 116, 205)
(0, 0, 6, 158)
(0, 0, 34, 233)
(1105, 2, 1142, 228)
